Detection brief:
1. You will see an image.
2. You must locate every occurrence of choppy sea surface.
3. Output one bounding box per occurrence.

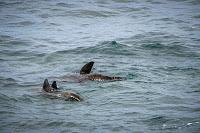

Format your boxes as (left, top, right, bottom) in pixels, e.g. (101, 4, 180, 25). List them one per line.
(0, 0, 200, 132)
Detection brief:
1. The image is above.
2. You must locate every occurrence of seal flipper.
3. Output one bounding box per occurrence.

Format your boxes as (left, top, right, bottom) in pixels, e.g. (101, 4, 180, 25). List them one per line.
(51, 81, 58, 89)
(43, 79, 51, 92)
(80, 61, 94, 74)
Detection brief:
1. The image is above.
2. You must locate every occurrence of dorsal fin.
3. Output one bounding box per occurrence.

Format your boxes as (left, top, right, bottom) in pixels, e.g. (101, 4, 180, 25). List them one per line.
(51, 81, 58, 89)
(80, 61, 94, 74)
(43, 79, 50, 90)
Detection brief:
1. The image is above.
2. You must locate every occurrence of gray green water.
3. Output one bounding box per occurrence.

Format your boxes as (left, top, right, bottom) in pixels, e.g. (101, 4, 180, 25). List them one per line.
(0, 0, 200, 132)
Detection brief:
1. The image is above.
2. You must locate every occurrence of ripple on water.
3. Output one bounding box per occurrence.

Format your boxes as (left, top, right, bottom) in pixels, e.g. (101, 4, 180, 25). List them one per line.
(0, 77, 17, 87)
(56, 2, 75, 8)
(55, 41, 136, 56)
(8, 21, 35, 27)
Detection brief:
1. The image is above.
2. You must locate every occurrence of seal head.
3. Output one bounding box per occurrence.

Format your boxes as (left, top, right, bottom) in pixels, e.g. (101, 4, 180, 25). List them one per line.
(42, 79, 82, 101)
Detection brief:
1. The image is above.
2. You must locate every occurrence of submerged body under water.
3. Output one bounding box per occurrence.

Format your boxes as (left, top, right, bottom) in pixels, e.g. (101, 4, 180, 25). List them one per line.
(0, 0, 200, 132)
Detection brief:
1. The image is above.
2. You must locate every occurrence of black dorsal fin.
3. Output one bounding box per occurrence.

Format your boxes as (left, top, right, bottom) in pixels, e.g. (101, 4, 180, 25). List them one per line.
(51, 81, 58, 89)
(43, 79, 50, 90)
(80, 61, 94, 74)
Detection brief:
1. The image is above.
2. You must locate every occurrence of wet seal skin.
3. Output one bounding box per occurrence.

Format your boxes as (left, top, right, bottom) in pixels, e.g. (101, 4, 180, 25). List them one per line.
(43, 79, 82, 101)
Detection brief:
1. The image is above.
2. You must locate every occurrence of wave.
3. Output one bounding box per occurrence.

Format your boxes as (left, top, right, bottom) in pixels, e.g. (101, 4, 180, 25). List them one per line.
(0, 1, 23, 7)
(158, 66, 200, 77)
(55, 41, 136, 56)
(0, 93, 18, 103)
(0, 35, 46, 61)
(193, 15, 200, 19)
(48, 37, 199, 59)
(69, 10, 118, 18)
(159, 66, 199, 72)
(0, 35, 32, 47)
(144, 116, 171, 124)
(143, 114, 200, 131)
(141, 42, 192, 56)
(56, 2, 75, 8)
(8, 21, 35, 27)
(0, 49, 45, 61)
(0, 77, 17, 86)
(118, 32, 199, 57)
(189, 0, 200, 4)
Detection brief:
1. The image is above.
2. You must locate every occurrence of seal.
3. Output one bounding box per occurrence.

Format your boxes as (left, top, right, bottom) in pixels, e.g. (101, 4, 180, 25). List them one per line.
(62, 61, 126, 82)
(42, 79, 82, 101)
(80, 61, 126, 81)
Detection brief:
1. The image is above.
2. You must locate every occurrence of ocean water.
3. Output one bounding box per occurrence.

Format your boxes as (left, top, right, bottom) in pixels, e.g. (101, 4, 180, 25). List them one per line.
(0, 0, 200, 132)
